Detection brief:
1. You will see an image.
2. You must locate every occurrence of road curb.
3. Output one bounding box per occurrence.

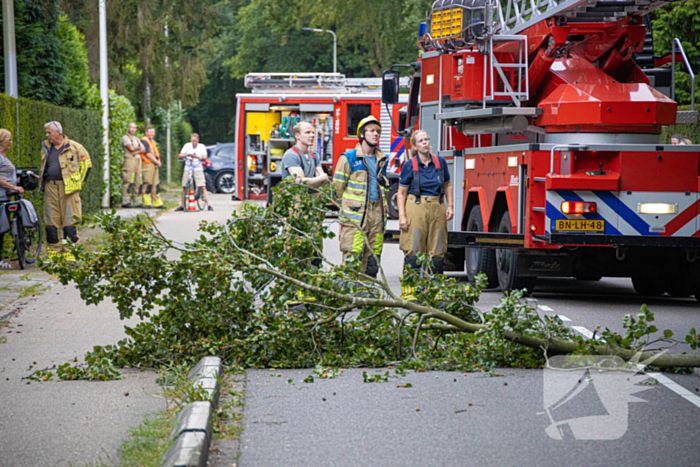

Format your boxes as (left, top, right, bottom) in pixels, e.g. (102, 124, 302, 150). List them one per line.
(161, 356, 222, 467)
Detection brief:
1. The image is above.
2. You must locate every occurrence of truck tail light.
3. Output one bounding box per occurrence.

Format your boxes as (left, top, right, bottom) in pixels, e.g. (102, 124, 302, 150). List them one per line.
(561, 201, 596, 214)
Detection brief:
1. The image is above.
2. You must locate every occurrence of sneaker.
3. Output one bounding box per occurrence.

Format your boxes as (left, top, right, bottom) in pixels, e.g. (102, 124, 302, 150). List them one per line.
(207, 206, 214, 211)
(0, 260, 12, 269)
(175, 206, 184, 211)
(122, 203, 134, 208)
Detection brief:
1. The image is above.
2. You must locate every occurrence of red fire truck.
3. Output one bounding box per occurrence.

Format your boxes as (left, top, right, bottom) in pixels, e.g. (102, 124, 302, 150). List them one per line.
(234, 73, 408, 217)
(382, 0, 700, 299)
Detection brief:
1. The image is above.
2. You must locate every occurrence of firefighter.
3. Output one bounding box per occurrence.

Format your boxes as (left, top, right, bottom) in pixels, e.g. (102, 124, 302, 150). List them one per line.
(40, 121, 92, 260)
(281, 121, 329, 307)
(140, 126, 164, 209)
(397, 130, 454, 300)
(121, 122, 143, 208)
(332, 115, 389, 278)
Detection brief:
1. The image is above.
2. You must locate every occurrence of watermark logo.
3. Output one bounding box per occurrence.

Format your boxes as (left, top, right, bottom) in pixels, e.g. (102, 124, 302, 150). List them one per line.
(542, 353, 661, 440)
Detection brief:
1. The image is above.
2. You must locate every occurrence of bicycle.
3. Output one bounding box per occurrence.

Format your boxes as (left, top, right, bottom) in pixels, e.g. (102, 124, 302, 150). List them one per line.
(1, 168, 43, 269)
(182, 157, 207, 211)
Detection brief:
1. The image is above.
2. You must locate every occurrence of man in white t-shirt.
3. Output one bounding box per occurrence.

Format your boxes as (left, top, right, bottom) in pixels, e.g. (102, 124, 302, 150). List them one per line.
(176, 133, 213, 211)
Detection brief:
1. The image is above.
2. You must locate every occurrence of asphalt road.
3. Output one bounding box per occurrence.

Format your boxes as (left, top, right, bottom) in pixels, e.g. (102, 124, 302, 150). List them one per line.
(239, 216, 700, 466)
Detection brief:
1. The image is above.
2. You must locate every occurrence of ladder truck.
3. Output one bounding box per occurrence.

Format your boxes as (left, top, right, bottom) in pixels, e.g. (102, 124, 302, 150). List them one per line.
(382, 0, 700, 300)
(234, 73, 408, 217)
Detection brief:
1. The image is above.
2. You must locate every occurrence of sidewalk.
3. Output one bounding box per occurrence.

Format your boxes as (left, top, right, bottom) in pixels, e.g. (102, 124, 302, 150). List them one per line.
(0, 197, 182, 467)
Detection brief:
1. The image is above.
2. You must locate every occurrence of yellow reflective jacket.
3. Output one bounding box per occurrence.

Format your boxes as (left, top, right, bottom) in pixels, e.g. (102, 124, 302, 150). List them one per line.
(40, 137, 92, 195)
(332, 144, 389, 227)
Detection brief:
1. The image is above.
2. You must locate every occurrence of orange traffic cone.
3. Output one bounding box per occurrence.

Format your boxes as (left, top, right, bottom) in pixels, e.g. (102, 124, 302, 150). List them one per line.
(187, 188, 197, 211)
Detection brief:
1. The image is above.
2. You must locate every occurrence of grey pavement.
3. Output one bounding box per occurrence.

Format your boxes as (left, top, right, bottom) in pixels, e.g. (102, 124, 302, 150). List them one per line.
(239, 368, 700, 467)
(0, 192, 237, 467)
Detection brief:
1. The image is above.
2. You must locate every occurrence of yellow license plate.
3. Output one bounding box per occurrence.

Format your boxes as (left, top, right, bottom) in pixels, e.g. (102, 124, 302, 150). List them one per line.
(555, 219, 605, 232)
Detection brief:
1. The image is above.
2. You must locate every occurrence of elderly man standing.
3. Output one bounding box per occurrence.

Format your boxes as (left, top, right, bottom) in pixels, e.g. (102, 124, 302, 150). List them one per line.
(40, 121, 92, 260)
(140, 126, 164, 209)
(121, 122, 143, 208)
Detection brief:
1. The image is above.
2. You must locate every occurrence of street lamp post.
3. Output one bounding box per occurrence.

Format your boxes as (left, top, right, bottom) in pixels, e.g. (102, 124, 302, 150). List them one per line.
(302, 28, 337, 74)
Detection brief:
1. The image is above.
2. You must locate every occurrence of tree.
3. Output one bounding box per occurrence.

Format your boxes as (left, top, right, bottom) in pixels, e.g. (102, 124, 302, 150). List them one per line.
(60, 0, 219, 122)
(652, 1, 700, 105)
(225, 0, 432, 78)
(57, 15, 90, 109)
(39, 181, 700, 380)
(0, 0, 67, 104)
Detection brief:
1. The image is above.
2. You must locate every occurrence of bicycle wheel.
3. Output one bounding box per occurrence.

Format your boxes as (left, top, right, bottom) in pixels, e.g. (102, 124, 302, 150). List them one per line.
(23, 218, 43, 264)
(14, 220, 26, 270)
(195, 187, 206, 211)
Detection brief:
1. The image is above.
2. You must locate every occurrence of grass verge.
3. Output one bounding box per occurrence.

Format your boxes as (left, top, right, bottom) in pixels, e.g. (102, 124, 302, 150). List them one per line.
(118, 411, 176, 467)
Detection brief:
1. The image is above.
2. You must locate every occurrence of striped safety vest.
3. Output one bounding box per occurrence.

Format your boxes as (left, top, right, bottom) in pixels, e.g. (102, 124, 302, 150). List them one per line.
(141, 138, 160, 164)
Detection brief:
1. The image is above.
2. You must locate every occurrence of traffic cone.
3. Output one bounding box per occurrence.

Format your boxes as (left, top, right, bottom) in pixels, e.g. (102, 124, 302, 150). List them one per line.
(187, 187, 197, 211)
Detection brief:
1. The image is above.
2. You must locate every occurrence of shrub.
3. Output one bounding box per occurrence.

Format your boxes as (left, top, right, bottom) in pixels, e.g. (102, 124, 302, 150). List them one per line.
(86, 87, 138, 206)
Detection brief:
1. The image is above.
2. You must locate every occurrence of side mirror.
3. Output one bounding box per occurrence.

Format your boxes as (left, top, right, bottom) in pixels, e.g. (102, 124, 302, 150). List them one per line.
(382, 70, 400, 105)
(398, 107, 407, 133)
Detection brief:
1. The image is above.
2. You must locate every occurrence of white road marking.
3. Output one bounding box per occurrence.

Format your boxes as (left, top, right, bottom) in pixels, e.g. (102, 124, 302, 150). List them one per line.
(647, 372, 700, 409)
(572, 326, 595, 339)
(571, 327, 700, 410)
(556, 315, 571, 322)
(538, 305, 553, 312)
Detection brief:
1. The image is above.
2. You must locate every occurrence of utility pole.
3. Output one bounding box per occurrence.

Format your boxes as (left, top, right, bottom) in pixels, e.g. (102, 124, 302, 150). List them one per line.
(99, 0, 110, 208)
(3, 0, 18, 97)
(165, 19, 171, 184)
(302, 28, 337, 74)
(3, 0, 19, 154)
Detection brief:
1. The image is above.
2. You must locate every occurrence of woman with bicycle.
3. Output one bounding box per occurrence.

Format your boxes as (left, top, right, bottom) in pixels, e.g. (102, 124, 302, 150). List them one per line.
(0, 129, 24, 268)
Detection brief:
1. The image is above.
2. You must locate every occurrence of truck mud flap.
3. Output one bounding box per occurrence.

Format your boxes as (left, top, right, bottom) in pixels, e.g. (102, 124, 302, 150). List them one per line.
(516, 254, 573, 277)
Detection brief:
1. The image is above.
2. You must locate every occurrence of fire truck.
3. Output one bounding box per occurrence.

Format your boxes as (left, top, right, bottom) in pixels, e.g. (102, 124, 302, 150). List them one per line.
(234, 73, 407, 217)
(382, 0, 700, 300)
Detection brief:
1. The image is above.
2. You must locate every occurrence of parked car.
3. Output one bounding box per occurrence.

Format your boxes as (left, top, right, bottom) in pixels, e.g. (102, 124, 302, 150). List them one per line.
(205, 143, 236, 195)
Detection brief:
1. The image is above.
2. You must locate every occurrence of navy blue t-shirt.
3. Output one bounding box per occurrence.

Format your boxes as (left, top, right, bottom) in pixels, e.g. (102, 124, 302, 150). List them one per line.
(399, 155, 450, 197)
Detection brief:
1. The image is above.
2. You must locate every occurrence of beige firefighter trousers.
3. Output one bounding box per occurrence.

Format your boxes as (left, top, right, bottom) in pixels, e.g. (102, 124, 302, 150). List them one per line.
(141, 163, 162, 207)
(43, 180, 82, 254)
(400, 194, 448, 258)
(339, 199, 385, 274)
(122, 156, 142, 204)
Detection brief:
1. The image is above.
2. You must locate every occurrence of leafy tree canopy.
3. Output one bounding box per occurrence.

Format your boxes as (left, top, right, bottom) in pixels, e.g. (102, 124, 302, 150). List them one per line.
(652, 0, 700, 104)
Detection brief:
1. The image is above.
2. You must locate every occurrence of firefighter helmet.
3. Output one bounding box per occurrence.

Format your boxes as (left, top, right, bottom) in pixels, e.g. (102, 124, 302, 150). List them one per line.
(356, 115, 382, 137)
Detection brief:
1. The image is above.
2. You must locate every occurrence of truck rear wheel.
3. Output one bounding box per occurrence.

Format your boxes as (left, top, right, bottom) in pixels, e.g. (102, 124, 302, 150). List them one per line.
(631, 276, 666, 297)
(465, 205, 497, 288)
(692, 282, 700, 303)
(666, 274, 693, 297)
(496, 211, 536, 294)
(387, 182, 399, 220)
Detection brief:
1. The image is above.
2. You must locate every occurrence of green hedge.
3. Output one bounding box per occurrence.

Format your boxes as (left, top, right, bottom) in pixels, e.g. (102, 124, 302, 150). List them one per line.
(0, 93, 104, 216)
(86, 86, 137, 206)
